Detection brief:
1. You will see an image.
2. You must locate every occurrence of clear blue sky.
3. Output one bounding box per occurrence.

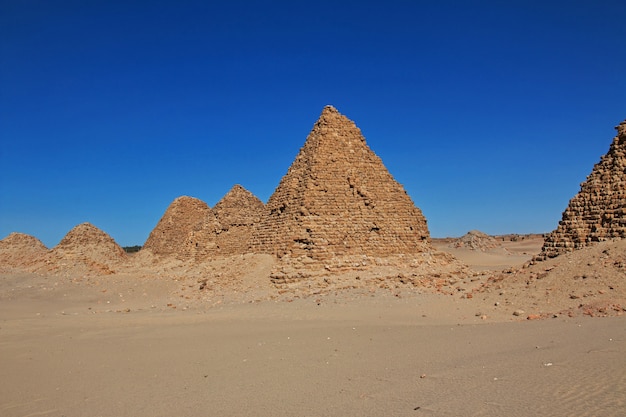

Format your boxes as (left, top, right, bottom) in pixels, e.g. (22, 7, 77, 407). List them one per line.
(2, 0, 625, 248)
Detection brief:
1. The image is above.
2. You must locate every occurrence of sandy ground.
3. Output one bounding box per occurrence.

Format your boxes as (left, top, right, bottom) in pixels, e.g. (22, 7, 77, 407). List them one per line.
(1, 238, 625, 417)
(432, 234, 544, 271)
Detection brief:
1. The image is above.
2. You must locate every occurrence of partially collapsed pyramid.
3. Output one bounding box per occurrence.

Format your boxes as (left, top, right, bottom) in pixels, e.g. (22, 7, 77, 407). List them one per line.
(451, 230, 501, 252)
(142, 187, 265, 260)
(41, 222, 127, 274)
(0, 232, 48, 270)
(250, 105, 430, 260)
(142, 196, 218, 260)
(53, 223, 127, 259)
(540, 119, 626, 258)
(213, 185, 266, 255)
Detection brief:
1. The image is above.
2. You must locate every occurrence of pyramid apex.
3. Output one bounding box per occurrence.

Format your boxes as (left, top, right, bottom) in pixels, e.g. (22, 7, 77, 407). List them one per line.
(61, 222, 107, 239)
(319, 105, 343, 120)
(217, 184, 262, 205)
(314, 105, 359, 135)
(172, 195, 204, 204)
(226, 184, 252, 196)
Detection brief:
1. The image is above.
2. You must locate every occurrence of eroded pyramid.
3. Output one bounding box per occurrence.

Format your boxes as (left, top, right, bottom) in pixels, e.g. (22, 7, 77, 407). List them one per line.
(249, 105, 430, 260)
(451, 230, 501, 252)
(142, 196, 219, 260)
(0, 232, 48, 270)
(213, 185, 266, 255)
(40, 222, 127, 274)
(540, 119, 626, 258)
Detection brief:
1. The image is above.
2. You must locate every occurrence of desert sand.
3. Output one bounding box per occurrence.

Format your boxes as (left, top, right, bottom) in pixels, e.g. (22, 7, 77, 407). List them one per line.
(1, 237, 625, 417)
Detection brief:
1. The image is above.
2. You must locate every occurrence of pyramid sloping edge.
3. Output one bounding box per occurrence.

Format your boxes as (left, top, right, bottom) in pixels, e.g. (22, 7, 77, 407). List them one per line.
(249, 105, 431, 261)
(538, 119, 626, 259)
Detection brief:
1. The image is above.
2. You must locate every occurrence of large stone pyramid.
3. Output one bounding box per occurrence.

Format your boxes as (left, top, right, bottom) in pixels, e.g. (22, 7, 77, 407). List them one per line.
(540, 119, 626, 258)
(213, 185, 266, 255)
(142, 196, 219, 260)
(250, 105, 430, 260)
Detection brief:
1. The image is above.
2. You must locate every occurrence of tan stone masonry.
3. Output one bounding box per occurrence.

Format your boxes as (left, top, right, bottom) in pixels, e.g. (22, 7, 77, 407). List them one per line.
(539, 119, 626, 258)
(142, 196, 218, 260)
(214, 184, 266, 256)
(249, 105, 430, 260)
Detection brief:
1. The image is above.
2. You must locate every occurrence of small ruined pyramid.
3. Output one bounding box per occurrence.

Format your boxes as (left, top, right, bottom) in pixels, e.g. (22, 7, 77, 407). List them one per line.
(213, 185, 266, 255)
(0, 232, 48, 270)
(142, 196, 219, 260)
(250, 105, 430, 260)
(42, 223, 127, 274)
(540, 119, 626, 258)
(451, 230, 501, 252)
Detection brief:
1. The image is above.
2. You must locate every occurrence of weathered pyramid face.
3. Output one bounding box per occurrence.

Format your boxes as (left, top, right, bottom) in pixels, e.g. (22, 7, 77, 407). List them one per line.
(0, 232, 48, 269)
(212, 185, 266, 256)
(0, 232, 48, 251)
(53, 222, 127, 261)
(214, 184, 266, 228)
(143, 196, 218, 259)
(24, 222, 128, 275)
(250, 105, 430, 259)
(541, 119, 626, 258)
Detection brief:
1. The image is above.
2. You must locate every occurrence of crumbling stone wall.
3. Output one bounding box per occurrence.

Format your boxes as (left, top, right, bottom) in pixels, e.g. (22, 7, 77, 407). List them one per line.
(249, 105, 430, 260)
(540, 119, 626, 258)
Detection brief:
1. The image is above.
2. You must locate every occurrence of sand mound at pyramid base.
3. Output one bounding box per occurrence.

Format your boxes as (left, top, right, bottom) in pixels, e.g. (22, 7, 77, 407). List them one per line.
(128, 252, 277, 294)
(473, 239, 626, 318)
(268, 251, 471, 296)
(31, 256, 122, 276)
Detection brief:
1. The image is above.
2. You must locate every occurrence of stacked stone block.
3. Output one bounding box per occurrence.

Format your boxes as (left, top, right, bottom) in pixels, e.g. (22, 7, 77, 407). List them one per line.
(540, 119, 626, 258)
(0, 232, 48, 269)
(142, 196, 219, 260)
(213, 184, 266, 255)
(43, 222, 128, 273)
(143, 187, 265, 260)
(249, 105, 430, 260)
